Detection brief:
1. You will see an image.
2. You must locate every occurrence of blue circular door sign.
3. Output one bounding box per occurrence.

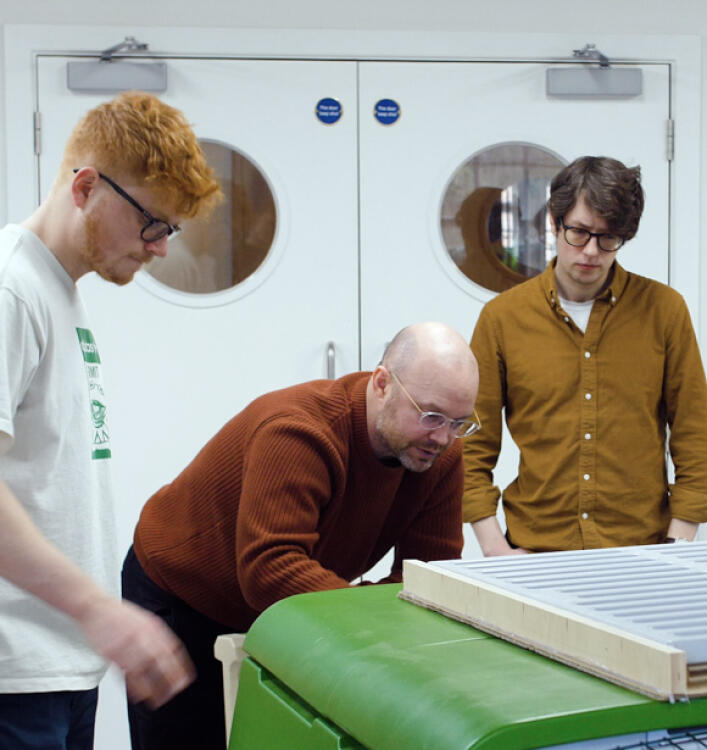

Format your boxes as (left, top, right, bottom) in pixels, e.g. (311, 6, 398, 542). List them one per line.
(374, 98, 401, 125)
(316, 98, 343, 125)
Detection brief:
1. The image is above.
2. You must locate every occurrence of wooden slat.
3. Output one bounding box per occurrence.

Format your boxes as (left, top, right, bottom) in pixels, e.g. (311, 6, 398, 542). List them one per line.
(401, 556, 700, 701)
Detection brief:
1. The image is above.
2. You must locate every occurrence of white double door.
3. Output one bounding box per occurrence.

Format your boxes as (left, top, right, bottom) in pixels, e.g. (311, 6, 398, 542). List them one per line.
(36, 54, 669, 748)
(38, 54, 670, 529)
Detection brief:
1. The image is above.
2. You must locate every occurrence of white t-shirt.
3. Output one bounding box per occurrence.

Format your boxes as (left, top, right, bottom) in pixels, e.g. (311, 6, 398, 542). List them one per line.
(558, 295, 595, 334)
(0, 224, 117, 692)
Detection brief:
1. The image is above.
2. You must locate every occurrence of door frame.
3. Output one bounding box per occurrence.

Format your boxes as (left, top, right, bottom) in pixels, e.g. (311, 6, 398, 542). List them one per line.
(3, 25, 701, 333)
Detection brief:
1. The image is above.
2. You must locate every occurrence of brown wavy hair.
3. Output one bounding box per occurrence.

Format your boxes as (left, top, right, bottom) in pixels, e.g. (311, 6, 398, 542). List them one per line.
(547, 156, 644, 241)
(60, 91, 222, 218)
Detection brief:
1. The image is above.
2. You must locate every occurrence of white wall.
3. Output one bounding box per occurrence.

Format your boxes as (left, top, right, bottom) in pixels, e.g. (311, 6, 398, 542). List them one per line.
(0, 0, 700, 32)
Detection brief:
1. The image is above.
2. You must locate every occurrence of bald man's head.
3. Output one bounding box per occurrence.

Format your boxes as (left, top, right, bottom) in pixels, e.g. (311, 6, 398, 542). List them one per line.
(381, 322, 477, 383)
(367, 322, 479, 471)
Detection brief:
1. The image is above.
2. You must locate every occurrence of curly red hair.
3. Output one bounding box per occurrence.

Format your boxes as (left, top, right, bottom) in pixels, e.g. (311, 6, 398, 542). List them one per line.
(60, 91, 221, 218)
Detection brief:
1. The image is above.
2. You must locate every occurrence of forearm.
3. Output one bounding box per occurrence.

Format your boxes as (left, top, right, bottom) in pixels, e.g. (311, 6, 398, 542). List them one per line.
(0, 479, 194, 707)
(0, 479, 109, 620)
(471, 516, 528, 556)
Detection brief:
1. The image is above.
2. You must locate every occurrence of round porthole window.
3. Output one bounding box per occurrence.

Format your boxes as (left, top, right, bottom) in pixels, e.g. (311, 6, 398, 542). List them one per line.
(145, 139, 276, 295)
(440, 143, 566, 293)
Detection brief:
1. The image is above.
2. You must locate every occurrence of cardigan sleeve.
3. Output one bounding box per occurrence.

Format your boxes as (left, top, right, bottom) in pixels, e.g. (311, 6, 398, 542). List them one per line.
(235, 416, 351, 612)
(384, 448, 464, 582)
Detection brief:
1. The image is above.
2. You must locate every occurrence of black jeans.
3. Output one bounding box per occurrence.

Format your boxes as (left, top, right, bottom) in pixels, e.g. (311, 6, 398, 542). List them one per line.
(0, 689, 98, 750)
(121, 546, 234, 750)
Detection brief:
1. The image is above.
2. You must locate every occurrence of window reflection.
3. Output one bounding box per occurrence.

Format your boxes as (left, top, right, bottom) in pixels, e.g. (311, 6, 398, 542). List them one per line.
(440, 143, 565, 293)
(147, 140, 276, 294)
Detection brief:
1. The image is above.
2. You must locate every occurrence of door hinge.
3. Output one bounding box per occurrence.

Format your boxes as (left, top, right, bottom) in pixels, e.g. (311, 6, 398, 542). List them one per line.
(33, 111, 41, 156)
(666, 118, 674, 162)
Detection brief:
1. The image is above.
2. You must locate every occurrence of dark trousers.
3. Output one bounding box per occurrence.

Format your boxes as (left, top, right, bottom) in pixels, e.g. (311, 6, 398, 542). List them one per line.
(0, 688, 98, 750)
(121, 546, 234, 750)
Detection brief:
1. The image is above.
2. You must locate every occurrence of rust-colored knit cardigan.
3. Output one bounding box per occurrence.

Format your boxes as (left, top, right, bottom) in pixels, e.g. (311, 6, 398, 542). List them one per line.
(134, 372, 463, 629)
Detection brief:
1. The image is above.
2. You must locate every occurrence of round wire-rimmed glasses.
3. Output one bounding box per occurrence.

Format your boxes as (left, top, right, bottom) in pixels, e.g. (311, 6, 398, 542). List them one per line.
(390, 371, 481, 438)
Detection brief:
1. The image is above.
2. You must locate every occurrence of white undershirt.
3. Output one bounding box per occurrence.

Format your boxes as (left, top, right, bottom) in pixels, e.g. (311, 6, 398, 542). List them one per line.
(559, 296, 595, 334)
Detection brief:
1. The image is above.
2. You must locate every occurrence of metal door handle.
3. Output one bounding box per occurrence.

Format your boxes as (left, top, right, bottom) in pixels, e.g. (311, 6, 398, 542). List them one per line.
(326, 342, 336, 379)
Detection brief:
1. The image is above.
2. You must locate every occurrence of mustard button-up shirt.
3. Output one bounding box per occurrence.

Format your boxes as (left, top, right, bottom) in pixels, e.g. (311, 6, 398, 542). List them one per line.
(463, 260, 707, 551)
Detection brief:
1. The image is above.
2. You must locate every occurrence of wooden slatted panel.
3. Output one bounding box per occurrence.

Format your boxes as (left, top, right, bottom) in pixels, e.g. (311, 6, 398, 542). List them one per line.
(432, 544, 707, 661)
(401, 542, 707, 700)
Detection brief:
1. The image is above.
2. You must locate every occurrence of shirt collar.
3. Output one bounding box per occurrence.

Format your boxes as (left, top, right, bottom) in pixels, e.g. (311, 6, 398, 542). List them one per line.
(542, 257, 628, 309)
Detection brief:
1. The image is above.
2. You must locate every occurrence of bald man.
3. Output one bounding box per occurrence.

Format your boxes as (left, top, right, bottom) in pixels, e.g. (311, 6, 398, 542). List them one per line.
(122, 322, 479, 749)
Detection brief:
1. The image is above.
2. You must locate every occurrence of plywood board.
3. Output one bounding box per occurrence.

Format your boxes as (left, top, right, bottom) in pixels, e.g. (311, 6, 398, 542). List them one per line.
(400, 542, 707, 701)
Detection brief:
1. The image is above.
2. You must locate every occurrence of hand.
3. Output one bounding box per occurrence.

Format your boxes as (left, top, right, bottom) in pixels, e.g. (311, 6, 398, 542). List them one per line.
(666, 518, 699, 542)
(0, 481, 194, 707)
(471, 516, 529, 556)
(78, 596, 195, 708)
(484, 541, 529, 556)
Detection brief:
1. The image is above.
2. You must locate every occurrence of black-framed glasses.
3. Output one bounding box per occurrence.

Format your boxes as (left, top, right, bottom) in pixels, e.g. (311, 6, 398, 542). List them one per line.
(390, 371, 481, 438)
(560, 219, 624, 253)
(73, 169, 181, 242)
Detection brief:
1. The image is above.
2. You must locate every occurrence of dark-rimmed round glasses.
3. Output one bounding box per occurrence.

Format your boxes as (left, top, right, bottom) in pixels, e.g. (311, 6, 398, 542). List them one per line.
(391, 371, 481, 438)
(560, 219, 624, 253)
(73, 168, 181, 243)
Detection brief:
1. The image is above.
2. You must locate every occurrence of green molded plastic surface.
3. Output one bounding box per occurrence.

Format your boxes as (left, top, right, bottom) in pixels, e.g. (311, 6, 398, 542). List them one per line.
(240, 584, 707, 750)
(229, 658, 363, 749)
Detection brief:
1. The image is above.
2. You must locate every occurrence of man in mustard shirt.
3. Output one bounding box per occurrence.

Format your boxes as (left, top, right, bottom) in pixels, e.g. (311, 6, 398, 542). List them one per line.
(463, 155, 707, 555)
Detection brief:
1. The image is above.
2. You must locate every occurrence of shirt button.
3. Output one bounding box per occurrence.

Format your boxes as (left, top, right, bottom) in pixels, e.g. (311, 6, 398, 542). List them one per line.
(611, 296, 616, 304)
(581, 512, 589, 520)
(585, 433, 591, 440)
(584, 351, 591, 358)
(564, 316, 570, 323)
(583, 473, 590, 481)
(585, 393, 592, 400)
